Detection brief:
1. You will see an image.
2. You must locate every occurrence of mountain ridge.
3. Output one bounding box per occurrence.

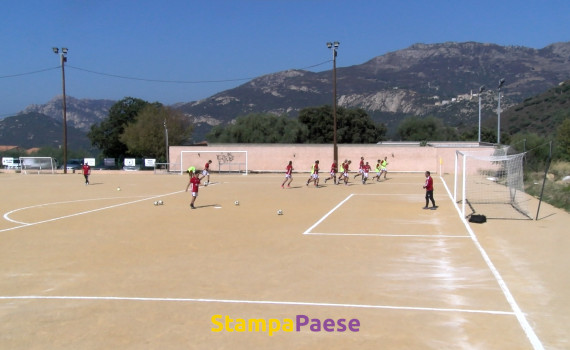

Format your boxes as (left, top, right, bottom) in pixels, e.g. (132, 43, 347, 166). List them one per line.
(2, 41, 569, 146)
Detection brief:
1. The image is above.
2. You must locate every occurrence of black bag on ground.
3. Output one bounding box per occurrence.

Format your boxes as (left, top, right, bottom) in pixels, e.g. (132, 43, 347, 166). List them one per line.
(469, 214, 487, 223)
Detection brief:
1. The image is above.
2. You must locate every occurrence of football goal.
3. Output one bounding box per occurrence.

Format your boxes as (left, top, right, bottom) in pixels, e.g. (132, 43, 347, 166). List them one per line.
(19, 157, 57, 174)
(179, 150, 248, 175)
(454, 150, 532, 220)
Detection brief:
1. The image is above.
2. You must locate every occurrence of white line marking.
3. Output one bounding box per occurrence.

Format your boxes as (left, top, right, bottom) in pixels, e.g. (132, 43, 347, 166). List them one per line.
(439, 176, 544, 350)
(0, 295, 515, 316)
(0, 191, 184, 233)
(3, 196, 155, 224)
(306, 232, 470, 238)
(303, 194, 354, 234)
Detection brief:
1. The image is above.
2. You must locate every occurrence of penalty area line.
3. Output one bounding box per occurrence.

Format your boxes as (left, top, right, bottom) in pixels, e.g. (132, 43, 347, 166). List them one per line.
(306, 232, 470, 238)
(303, 194, 354, 235)
(0, 295, 515, 316)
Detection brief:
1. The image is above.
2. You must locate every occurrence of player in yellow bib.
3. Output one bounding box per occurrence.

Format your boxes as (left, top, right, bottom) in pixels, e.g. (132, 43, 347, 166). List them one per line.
(380, 157, 388, 179)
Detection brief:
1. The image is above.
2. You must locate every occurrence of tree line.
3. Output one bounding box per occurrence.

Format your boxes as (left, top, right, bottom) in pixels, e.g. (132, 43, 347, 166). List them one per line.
(2, 97, 569, 164)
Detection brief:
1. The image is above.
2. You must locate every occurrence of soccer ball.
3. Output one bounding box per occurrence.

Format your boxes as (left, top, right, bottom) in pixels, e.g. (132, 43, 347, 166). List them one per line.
(277, 209, 283, 215)
(117, 187, 121, 191)
(153, 201, 158, 206)
(234, 200, 240, 206)
(158, 200, 164, 205)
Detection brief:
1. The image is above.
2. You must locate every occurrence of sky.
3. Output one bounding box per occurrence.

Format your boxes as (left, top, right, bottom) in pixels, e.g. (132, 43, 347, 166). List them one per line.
(1, 0, 569, 118)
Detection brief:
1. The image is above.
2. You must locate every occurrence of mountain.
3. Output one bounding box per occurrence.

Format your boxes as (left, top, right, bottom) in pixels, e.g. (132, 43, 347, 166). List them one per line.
(177, 41, 570, 137)
(21, 96, 115, 132)
(500, 79, 570, 136)
(6, 41, 570, 146)
(0, 112, 92, 150)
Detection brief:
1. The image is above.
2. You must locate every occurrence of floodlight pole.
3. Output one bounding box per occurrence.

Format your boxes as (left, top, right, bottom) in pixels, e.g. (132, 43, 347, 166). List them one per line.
(478, 85, 485, 143)
(497, 78, 505, 144)
(327, 41, 340, 165)
(164, 119, 169, 170)
(53, 47, 69, 174)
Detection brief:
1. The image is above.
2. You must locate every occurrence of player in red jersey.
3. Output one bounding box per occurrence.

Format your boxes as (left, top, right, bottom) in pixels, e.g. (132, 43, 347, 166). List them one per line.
(82, 162, 91, 185)
(342, 160, 351, 185)
(189, 171, 201, 209)
(323, 160, 338, 184)
(281, 161, 294, 188)
(422, 171, 437, 209)
(362, 161, 371, 184)
(306, 160, 320, 187)
(354, 157, 365, 179)
(202, 160, 213, 186)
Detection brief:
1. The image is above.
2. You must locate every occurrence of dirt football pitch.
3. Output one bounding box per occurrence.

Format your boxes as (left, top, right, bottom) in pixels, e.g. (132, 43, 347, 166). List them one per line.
(1, 171, 569, 349)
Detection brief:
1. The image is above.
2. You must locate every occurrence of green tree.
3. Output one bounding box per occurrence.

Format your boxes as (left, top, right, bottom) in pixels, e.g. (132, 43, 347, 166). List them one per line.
(556, 118, 570, 161)
(206, 113, 308, 143)
(88, 97, 156, 158)
(120, 105, 194, 160)
(397, 115, 458, 141)
(298, 106, 386, 143)
(509, 132, 550, 171)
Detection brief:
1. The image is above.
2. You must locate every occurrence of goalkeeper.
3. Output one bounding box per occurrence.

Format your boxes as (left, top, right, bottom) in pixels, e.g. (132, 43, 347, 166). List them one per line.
(423, 171, 437, 209)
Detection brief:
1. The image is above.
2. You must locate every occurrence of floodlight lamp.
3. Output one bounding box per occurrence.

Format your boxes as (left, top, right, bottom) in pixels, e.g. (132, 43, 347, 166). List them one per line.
(62, 48, 68, 54)
(334, 41, 340, 48)
(327, 42, 333, 48)
(498, 78, 505, 88)
(52, 47, 59, 54)
(479, 85, 485, 93)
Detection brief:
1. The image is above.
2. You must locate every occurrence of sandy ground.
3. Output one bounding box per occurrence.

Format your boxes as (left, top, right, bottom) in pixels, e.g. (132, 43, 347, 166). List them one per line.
(0, 171, 568, 349)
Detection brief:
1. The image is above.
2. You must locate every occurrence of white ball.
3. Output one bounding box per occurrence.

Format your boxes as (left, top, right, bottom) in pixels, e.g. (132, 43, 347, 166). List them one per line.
(154, 201, 158, 206)
(234, 200, 239, 206)
(277, 209, 283, 215)
(117, 187, 121, 191)
(158, 200, 163, 205)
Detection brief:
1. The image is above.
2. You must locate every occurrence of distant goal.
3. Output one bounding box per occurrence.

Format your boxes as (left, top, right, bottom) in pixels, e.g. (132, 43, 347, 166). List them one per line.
(19, 157, 57, 174)
(180, 151, 248, 175)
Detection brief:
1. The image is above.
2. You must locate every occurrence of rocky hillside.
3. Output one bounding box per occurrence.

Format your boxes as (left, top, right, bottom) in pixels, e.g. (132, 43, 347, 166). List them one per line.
(21, 96, 115, 132)
(0, 112, 92, 149)
(177, 41, 570, 136)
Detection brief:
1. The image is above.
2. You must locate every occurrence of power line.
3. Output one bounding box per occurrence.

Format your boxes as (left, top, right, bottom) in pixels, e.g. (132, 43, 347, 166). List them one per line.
(66, 60, 332, 84)
(1, 60, 332, 83)
(67, 65, 253, 84)
(0, 66, 59, 79)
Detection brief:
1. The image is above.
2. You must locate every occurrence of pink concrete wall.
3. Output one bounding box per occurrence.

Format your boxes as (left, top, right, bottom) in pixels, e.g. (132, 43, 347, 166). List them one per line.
(170, 143, 495, 175)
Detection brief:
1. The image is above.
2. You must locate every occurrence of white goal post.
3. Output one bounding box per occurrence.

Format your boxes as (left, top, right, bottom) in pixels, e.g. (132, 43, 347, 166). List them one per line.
(453, 150, 531, 220)
(179, 150, 248, 175)
(19, 157, 57, 174)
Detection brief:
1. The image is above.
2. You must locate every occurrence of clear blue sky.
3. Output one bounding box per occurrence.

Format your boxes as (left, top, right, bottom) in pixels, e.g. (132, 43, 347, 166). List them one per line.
(1, 0, 569, 117)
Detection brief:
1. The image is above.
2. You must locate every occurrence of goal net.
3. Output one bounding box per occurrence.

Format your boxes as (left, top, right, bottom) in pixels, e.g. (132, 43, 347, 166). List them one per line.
(454, 150, 531, 220)
(179, 151, 248, 175)
(19, 157, 57, 174)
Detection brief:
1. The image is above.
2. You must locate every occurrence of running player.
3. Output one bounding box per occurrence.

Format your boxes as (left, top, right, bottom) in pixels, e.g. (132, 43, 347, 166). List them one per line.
(380, 156, 389, 179)
(342, 160, 351, 185)
(354, 156, 365, 179)
(362, 161, 371, 184)
(306, 160, 320, 187)
(323, 159, 338, 184)
(373, 159, 382, 181)
(281, 161, 293, 188)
